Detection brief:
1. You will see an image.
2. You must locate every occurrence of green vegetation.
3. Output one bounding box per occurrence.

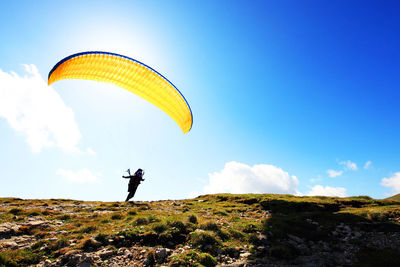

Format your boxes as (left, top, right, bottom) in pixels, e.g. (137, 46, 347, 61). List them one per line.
(0, 194, 399, 265)
(385, 193, 400, 201)
(169, 251, 217, 267)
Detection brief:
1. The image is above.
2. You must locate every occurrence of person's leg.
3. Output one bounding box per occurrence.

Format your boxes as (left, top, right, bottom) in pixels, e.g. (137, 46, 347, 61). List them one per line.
(129, 185, 139, 198)
(125, 192, 134, 202)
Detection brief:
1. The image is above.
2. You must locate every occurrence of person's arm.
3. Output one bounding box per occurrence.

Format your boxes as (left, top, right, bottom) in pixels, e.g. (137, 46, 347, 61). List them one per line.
(122, 176, 130, 179)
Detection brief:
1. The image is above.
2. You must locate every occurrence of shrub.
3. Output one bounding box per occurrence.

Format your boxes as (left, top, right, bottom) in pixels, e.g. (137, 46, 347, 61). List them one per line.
(214, 210, 228, 216)
(228, 229, 244, 240)
(189, 230, 221, 253)
(158, 232, 173, 246)
(134, 217, 149, 226)
(127, 210, 137, 216)
(199, 253, 217, 267)
(9, 208, 23, 215)
(31, 240, 50, 250)
(0, 254, 18, 267)
(41, 210, 53, 216)
(169, 251, 200, 267)
(49, 238, 69, 251)
(58, 214, 71, 221)
(169, 220, 186, 233)
(144, 249, 156, 266)
(200, 222, 220, 232)
(248, 233, 263, 246)
(188, 215, 198, 224)
(80, 225, 97, 233)
(169, 251, 217, 267)
(28, 211, 41, 217)
(217, 229, 230, 241)
(111, 213, 123, 220)
(152, 223, 167, 234)
(147, 215, 160, 223)
(95, 233, 108, 245)
(81, 237, 101, 251)
(222, 246, 239, 258)
(242, 223, 259, 233)
(0, 249, 42, 266)
(18, 225, 33, 235)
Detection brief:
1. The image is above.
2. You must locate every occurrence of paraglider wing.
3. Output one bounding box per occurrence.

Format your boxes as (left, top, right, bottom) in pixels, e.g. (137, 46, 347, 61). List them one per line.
(48, 51, 192, 133)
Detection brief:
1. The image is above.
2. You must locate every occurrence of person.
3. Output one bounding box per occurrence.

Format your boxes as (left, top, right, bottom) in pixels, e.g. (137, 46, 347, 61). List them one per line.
(122, 168, 145, 202)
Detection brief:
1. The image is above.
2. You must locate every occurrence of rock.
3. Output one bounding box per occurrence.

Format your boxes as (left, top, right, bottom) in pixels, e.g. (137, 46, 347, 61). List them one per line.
(25, 220, 49, 228)
(61, 252, 82, 266)
(257, 233, 269, 245)
(117, 248, 125, 255)
(288, 234, 303, 243)
(0, 241, 18, 249)
(204, 244, 212, 250)
(224, 260, 247, 267)
(155, 248, 168, 263)
(124, 249, 132, 258)
(97, 248, 116, 259)
(0, 222, 19, 237)
(143, 257, 151, 266)
(78, 254, 95, 267)
(240, 252, 251, 258)
(353, 232, 362, 238)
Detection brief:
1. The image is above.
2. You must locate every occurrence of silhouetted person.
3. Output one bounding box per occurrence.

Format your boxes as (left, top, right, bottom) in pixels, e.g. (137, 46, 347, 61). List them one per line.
(123, 168, 145, 202)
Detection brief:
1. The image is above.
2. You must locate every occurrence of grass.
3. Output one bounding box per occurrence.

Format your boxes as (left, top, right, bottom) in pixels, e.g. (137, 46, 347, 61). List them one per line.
(0, 194, 399, 265)
(385, 193, 400, 201)
(169, 251, 217, 267)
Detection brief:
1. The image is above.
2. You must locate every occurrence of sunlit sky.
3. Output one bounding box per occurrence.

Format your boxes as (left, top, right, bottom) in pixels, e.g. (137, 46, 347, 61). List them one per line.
(1, 0, 400, 201)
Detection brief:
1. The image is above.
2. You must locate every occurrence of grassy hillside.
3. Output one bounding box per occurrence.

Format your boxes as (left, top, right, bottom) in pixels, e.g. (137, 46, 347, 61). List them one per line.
(385, 193, 400, 201)
(0, 194, 399, 266)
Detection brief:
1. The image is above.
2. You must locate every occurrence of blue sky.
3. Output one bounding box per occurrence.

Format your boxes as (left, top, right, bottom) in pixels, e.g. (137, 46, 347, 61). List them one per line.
(0, 0, 399, 201)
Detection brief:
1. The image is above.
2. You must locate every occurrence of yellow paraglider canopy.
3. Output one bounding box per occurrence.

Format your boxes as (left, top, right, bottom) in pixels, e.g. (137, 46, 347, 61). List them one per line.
(48, 51, 192, 133)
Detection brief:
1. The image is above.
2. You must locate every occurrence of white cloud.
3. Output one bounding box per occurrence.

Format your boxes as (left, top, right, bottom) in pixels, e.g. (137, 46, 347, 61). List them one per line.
(381, 172, 400, 194)
(86, 148, 96, 156)
(0, 65, 81, 153)
(57, 168, 101, 184)
(364, 161, 372, 169)
(203, 161, 300, 195)
(339, 160, 358, 171)
(327, 169, 343, 178)
(307, 185, 347, 197)
(309, 176, 322, 183)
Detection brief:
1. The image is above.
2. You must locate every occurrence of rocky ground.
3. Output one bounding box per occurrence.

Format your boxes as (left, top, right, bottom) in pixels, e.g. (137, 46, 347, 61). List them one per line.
(0, 194, 399, 266)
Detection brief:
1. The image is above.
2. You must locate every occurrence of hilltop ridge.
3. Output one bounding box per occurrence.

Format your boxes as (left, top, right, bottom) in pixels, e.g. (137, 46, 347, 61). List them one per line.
(386, 193, 400, 201)
(0, 194, 399, 266)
